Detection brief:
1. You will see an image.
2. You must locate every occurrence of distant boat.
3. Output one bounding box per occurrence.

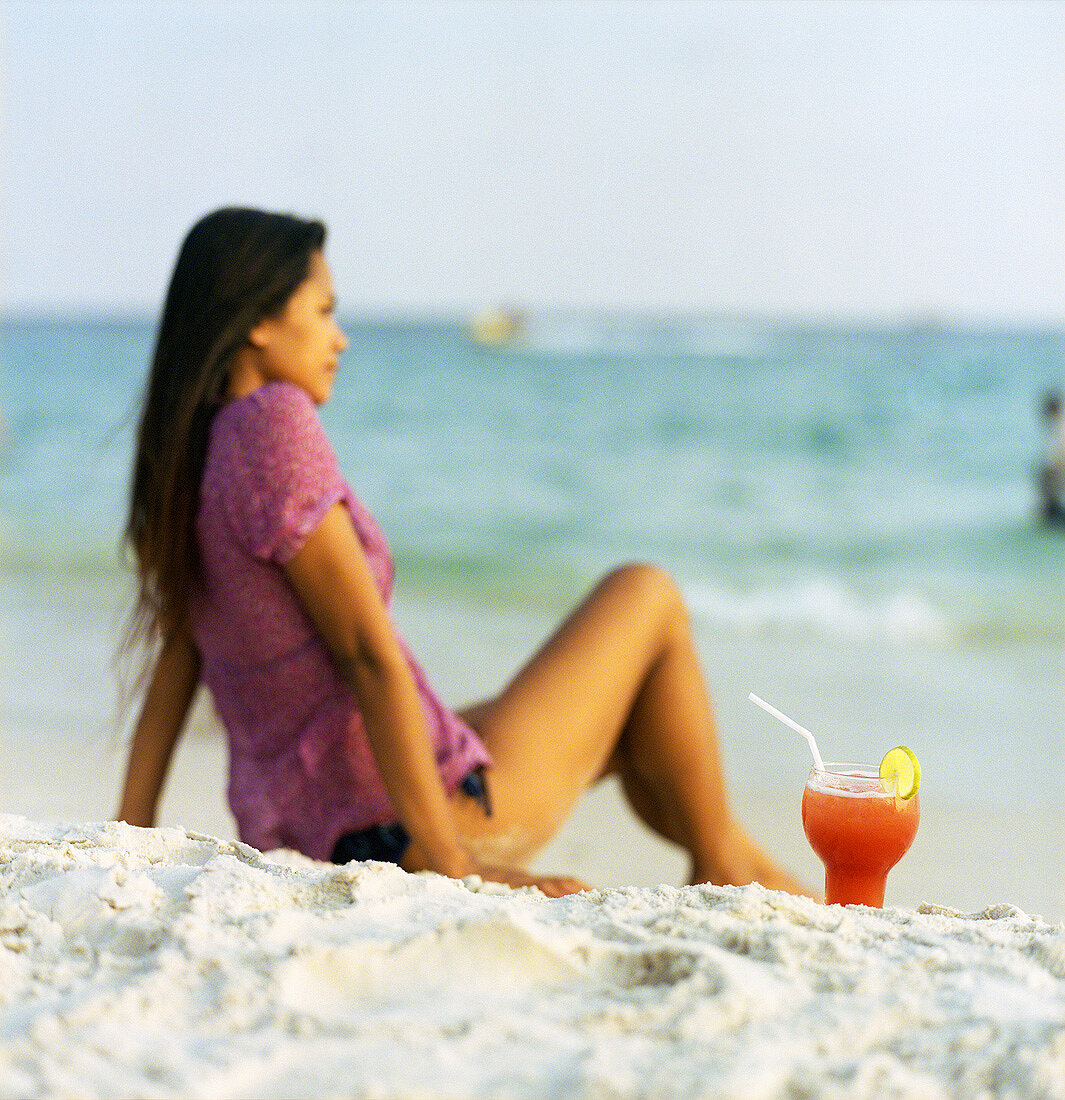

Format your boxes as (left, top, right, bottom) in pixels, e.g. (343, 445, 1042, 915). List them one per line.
(468, 308, 522, 347)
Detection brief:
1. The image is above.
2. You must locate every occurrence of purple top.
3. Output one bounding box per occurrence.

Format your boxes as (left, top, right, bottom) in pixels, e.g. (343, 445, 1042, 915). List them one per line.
(190, 381, 491, 860)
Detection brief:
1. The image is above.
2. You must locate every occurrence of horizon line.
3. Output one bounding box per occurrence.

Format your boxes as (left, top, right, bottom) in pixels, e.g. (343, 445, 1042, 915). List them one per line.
(3, 304, 1064, 334)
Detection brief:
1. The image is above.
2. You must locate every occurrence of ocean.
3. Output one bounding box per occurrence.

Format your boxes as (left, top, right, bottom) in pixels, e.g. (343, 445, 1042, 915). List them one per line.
(2, 314, 1063, 895)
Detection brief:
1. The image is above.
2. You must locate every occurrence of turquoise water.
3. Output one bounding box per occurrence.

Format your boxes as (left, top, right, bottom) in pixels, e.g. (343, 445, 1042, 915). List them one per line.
(5, 315, 1059, 644)
(4, 313, 1062, 908)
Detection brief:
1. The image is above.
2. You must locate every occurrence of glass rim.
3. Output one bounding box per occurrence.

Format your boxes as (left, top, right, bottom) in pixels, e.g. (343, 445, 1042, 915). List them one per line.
(810, 762, 879, 777)
(804, 762, 897, 796)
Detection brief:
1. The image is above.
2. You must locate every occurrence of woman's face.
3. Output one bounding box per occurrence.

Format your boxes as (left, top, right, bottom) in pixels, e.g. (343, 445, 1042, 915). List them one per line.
(244, 251, 348, 405)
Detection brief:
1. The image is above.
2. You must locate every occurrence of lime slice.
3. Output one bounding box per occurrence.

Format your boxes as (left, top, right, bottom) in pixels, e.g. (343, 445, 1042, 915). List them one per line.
(879, 745, 921, 799)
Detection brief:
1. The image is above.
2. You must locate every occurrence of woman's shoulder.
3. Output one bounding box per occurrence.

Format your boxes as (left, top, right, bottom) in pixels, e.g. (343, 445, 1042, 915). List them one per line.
(203, 382, 346, 547)
(218, 382, 323, 447)
(209, 382, 333, 480)
(236, 380, 318, 423)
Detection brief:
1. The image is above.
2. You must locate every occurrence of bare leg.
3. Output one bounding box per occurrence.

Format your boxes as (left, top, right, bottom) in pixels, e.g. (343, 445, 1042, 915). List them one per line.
(455, 563, 809, 894)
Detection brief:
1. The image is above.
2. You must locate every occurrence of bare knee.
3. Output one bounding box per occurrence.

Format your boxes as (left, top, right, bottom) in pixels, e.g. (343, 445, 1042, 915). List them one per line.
(606, 560, 683, 602)
(603, 561, 689, 636)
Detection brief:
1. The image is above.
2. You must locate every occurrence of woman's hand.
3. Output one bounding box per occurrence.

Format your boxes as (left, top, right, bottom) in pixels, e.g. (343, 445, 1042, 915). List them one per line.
(400, 844, 591, 897)
(471, 863, 591, 897)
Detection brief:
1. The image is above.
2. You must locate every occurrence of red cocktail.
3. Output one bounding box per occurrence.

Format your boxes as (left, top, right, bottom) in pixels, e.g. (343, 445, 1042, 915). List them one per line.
(802, 763, 920, 907)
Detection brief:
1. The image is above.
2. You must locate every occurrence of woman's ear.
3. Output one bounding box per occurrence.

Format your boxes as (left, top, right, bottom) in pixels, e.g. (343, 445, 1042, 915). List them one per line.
(246, 317, 272, 349)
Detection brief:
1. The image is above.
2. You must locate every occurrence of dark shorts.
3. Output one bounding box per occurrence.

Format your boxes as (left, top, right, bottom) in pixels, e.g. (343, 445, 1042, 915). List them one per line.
(330, 767, 492, 867)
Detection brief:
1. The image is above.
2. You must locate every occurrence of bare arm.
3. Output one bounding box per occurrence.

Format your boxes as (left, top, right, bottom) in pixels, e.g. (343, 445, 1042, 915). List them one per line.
(282, 503, 476, 879)
(116, 624, 201, 827)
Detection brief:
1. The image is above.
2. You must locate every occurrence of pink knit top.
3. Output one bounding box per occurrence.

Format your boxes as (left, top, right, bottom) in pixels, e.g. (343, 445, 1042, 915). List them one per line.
(190, 381, 491, 860)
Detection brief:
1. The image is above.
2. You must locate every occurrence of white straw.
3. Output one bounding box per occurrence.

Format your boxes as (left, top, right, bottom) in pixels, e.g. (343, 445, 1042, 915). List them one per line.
(749, 693, 825, 771)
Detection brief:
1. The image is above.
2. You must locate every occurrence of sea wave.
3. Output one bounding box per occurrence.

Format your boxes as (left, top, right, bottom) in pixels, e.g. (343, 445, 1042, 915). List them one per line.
(685, 578, 953, 644)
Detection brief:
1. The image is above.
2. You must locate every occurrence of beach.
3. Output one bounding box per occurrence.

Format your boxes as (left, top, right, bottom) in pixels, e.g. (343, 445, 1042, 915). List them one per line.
(4, 585, 1065, 1098)
(4, 0, 1063, 1090)
(2, 315, 1064, 1095)
(5, 574, 1063, 921)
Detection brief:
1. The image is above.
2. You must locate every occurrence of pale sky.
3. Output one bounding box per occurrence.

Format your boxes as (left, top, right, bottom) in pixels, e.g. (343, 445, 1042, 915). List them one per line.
(2, 0, 1063, 322)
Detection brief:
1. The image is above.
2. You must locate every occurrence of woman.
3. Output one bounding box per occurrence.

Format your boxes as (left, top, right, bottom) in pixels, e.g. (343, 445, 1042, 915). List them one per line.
(118, 207, 806, 898)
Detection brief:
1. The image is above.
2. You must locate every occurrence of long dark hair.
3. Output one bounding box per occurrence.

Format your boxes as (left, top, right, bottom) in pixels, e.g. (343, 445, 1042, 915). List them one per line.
(124, 207, 326, 653)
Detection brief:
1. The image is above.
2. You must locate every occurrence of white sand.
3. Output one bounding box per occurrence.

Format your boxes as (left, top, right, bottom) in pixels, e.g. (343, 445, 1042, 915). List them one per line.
(4, 584, 1064, 1094)
(2, 814, 1064, 1100)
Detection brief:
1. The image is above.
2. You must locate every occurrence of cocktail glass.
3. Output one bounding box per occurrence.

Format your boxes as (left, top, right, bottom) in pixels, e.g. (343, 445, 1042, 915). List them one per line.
(801, 763, 920, 907)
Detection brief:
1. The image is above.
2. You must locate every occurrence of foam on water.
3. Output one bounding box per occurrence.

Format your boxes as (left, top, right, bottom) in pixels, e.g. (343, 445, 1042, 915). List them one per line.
(686, 577, 951, 643)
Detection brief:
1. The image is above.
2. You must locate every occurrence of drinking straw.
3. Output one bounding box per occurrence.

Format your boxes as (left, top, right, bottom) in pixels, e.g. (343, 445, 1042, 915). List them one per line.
(749, 693, 825, 771)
